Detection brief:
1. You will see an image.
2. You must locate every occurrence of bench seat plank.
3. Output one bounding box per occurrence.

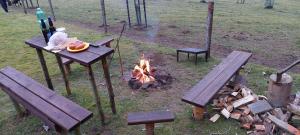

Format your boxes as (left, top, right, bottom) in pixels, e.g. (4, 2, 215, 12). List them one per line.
(0, 73, 78, 130)
(182, 51, 252, 107)
(0, 67, 92, 124)
(127, 111, 175, 125)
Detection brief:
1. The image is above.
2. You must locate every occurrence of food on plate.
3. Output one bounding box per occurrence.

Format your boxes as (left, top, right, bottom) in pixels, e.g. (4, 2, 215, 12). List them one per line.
(68, 40, 85, 50)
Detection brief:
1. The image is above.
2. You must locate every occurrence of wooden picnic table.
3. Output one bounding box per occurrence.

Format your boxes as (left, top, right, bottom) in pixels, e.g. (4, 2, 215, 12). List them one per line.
(25, 35, 116, 124)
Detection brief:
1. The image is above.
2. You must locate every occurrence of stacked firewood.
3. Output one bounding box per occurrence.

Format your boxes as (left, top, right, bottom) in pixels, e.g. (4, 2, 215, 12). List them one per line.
(210, 85, 300, 135)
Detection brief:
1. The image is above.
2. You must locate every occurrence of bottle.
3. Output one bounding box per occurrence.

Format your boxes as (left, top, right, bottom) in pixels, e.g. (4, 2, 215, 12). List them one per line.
(36, 8, 47, 30)
(48, 17, 56, 36)
(41, 19, 49, 43)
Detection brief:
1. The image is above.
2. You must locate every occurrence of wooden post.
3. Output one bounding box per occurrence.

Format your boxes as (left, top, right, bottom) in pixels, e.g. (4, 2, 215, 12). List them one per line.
(36, 0, 39, 7)
(9, 97, 23, 116)
(137, 0, 142, 24)
(143, 0, 147, 27)
(145, 123, 155, 135)
(126, 0, 131, 27)
(25, 0, 29, 8)
(192, 106, 205, 120)
(205, 1, 214, 58)
(48, 0, 56, 21)
(100, 0, 107, 33)
(101, 58, 117, 114)
(21, 0, 27, 14)
(55, 55, 72, 95)
(74, 126, 81, 135)
(35, 49, 54, 90)
(86, 66, 105, 125)
(29, 0, 33, 8)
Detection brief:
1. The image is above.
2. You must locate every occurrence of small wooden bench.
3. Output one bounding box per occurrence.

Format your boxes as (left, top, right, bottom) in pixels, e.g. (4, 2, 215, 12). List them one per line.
(181, 51, 252, 119)
(127, 111, 175, 135)
(0, 66, 93, 135)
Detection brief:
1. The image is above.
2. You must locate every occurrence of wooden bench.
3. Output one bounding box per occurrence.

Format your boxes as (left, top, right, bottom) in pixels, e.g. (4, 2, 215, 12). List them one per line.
(0, 66, 93, 135)
(127, 111, 175, 135)
(181, 51, 252, 119)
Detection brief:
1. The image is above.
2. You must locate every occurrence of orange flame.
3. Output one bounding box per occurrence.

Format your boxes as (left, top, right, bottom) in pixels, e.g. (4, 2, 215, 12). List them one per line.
(132, 55, 155, 83)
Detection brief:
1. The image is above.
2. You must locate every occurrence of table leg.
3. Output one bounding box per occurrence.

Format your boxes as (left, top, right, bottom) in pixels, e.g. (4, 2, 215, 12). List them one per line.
(101, 58, 116, 114)
(86, 66, 105, 125)
(35, 49, 54, 90)
(55, 55, 71, 95)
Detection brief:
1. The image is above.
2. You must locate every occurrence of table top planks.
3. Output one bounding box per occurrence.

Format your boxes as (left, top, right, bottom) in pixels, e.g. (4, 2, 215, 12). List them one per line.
(127, 111, 175, 125)
(25, 36, 114, 66)
(0, 66, 93, 131)
(182, 51, 252, 107)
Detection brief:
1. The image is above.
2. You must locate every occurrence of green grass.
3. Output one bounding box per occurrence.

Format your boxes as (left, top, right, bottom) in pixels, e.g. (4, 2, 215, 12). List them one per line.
(31, 0, 300, 60)
(1, 4, 300, 135)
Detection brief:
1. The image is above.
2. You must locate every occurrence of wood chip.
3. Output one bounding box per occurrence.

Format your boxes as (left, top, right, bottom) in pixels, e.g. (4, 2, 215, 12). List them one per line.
(243, 107, 251, 115)
(209, 114, 220, 122)
(226, 105, 234, 112)
(233, 95, 255, 108)
(255, 125, 265, 131)
(231, 92, 239, 96)
(242, 123, 251, 129)
(230, 112, 241, 120)
(221, 108, 231, 119)
(273, 108, 285, 120)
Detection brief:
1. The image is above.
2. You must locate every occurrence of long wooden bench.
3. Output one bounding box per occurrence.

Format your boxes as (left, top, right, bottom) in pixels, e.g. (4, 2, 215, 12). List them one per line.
(127, 111, 175, 135)
(181, 51, 252, 119)
(0, 66, 93, 135)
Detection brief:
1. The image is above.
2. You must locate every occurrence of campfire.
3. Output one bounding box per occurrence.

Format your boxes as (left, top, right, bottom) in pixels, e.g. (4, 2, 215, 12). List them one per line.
(128, 54, 172, 90)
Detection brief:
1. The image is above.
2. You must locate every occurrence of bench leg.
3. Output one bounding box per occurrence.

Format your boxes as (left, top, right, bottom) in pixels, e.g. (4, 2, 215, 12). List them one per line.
(195, 54, 198, 65)
(145, 123, 155, 135)
(74, 126, 81, 135)
(192, 106, 205, 120)
(9, 97, 23, 116)
(187, 53, 190, 60)
(176, 51, 179, 62)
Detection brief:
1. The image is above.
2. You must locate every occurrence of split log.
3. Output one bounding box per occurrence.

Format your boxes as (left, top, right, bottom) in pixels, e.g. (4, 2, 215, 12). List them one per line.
(267, 113, 300, 135)
(288, 92, 300, 116)
(230, 112, 241, 120)
(233, 95, 255, 108)
(255, 124, 265, 131)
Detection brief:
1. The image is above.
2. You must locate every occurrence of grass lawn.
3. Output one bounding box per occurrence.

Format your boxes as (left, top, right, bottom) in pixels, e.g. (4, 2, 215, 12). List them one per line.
(31, 0, 300, 70)
(0, 2, 300, 135)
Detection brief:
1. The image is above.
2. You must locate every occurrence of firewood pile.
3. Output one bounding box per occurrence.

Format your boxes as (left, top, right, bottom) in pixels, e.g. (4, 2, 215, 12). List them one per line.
(210, 85, 300, 135)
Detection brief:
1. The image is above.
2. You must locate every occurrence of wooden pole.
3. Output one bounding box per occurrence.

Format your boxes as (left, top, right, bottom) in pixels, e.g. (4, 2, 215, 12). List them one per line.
(101, 58, 116, 114)
(86, 66, 105, 125)
(137, 0, 142, 24)
(74, 126, 81, 135)
(100, 0, 107, 33)
(205, 1, 214, 58)
(36, 0, 39, 7)
(21, 0, 27, 14)
(35, 49, 53, 90)
(29, 0, 33, 8)
(126, 0, 131, 27)
(48, 0, 56, 21)
(55, 55, 72, 95)
(143, 0, 147, 27)
(25, 0, 29, 8)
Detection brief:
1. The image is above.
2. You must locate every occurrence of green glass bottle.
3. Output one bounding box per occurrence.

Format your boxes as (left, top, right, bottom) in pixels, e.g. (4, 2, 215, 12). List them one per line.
(36, 8, 48, 29)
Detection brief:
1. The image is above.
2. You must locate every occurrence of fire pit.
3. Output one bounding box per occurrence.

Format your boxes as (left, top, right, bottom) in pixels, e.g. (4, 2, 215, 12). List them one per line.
(128, 55, 173, 90)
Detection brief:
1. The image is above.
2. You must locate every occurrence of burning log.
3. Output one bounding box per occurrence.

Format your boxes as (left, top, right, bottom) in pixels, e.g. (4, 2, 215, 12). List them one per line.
(128, 55, 173, 90)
